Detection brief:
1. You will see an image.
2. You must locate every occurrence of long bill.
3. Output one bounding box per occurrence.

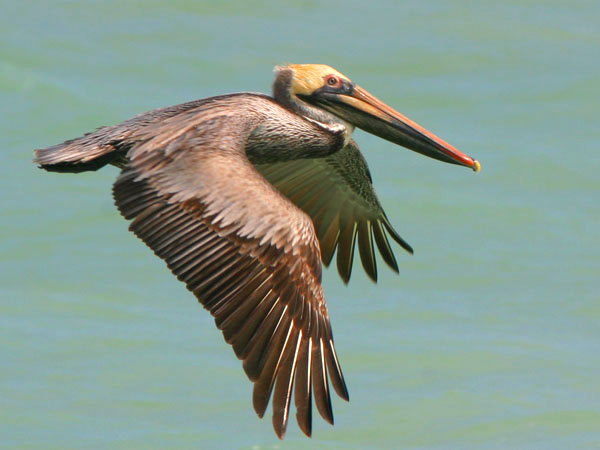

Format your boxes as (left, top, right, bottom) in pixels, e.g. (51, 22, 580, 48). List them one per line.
(312, 85, 480, 171)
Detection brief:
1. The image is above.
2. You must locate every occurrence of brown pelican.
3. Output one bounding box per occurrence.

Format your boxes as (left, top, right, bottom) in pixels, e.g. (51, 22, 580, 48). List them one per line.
(34, 64, 480, 438)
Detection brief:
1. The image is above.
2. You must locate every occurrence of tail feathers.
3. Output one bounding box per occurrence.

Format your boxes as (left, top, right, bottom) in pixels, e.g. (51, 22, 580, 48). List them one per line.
(34, 128, 127, 173)
(34, 97, 214, 174)
(34, 149, 123, 173)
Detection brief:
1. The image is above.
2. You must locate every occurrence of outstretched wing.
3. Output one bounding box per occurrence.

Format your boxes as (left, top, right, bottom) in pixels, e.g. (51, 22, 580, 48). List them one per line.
(111, 105, 348, 438)
(253, 140, 413, 284)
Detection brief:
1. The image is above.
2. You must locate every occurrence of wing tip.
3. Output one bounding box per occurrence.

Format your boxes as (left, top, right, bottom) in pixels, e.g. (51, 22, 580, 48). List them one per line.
(296, 412, 313, 437)
(367, 272, 378, 283)
(273, 418, 288, 440)
(382, 218, 413, 255)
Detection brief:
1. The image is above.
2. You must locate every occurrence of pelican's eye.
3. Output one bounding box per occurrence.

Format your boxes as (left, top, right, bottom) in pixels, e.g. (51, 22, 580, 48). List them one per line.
(325, 75, 340, 87)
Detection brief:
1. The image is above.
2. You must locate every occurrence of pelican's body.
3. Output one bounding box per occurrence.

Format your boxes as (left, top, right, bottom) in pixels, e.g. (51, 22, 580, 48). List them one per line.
(35, 64, 479, 438)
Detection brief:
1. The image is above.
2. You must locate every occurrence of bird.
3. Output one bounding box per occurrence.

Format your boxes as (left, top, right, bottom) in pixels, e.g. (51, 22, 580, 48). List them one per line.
(34, 64, 480, 439)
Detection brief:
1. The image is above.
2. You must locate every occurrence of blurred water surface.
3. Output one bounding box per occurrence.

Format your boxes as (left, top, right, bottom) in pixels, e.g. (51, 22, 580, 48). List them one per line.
(2, 1, 599, 448)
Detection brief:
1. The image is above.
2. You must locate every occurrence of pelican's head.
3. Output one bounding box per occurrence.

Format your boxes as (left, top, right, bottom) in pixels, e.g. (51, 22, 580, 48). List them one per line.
(274, 64, 480, 171)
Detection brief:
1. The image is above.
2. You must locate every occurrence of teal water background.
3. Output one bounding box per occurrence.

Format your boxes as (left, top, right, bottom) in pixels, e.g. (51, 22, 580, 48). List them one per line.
(2, 1, 599, 448)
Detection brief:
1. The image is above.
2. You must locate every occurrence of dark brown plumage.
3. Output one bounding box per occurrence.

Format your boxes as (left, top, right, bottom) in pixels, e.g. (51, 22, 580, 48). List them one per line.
(34, 64, 479, 438)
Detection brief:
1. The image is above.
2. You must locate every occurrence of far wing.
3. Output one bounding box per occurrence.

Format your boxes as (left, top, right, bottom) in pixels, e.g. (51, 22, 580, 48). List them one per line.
(253, 140, 413, 283)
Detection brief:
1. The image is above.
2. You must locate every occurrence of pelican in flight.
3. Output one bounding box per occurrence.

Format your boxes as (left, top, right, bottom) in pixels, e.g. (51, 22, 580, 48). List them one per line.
(34, 64, 480, 438)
